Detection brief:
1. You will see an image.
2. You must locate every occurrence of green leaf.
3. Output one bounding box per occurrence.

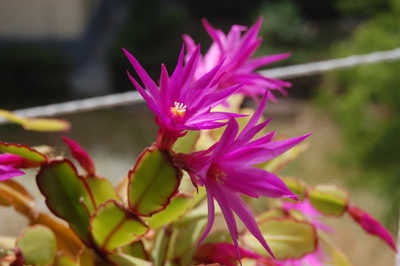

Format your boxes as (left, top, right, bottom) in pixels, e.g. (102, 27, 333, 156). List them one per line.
(0, 109, 70, 132)
(146, 192, 193, 229)
(151, 228, 171, 266)
(122, 240, 149, 261)
(308, 184, 349, 216)
(281, 176, 308, 202)
(36, 159, 96, 245)
(90, 200, 148, 251)
(108, 253, 153, 266)
(0, 142, 46, 163)
(16, 225, 57, 266)
(172, 130, 199, 153)
(242, 217, 317, 260)
(86, 176, 120, 206)
(54, 251, 78, 266)
(128, 147, 181, 216)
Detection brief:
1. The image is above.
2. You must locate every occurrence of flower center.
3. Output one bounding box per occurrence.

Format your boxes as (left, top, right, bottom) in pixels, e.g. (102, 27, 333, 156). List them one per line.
(170, 102, 187, 118)
(207, 165, 227, 184)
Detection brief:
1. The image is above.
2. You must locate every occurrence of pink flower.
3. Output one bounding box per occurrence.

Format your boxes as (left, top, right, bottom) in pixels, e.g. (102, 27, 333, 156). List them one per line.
(123, 45, 246, 150)
(173, 92, 311, 261)
(62, 136, 96, 176)
(0, 163, 25, 181)
(0, 153, 41, 181)
(347, 205, 396, 251)
(183, 17, 291, 102)
(194, 243, 260, 266)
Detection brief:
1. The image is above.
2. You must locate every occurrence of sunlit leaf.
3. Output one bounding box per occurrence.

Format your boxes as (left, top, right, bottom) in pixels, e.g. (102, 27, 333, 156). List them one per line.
(128, 146, 181, 217)
(16, 225, 57, 266)
(308, 184, 349, 216)
(146, 192, 193, 229)
(242, 217, 317, 260)
(36, 159, 96, 245)
(0, 236, 16, 250)
(108, 253, 153, 266)
(90, 200, 148, 251)
(0, 109, 70, 132)
(0, 142, 47, 163)
(86, 176, 120, 206)
(54, 251, 78, 266)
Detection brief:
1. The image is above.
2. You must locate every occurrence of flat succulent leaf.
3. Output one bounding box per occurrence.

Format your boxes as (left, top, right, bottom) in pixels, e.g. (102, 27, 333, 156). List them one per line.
(146, 192, 193, 229)
(262, 143, 309, 174)
(16, 225, 57, 266)
(54, 251, 78, 266)
(86, 176, 120, 206)
(172, 130, 200, 153)
(122, 240, 149, 261)
(90, 200, 149, 251)
(0, 109, 70, 132)
(108, 253, 153, 266)
(36, 159, 96, 245)
(128, 147, 181, 217)
(308, 184, 349, 216)
(331, 248, 353, 266)
(0, 142, 47, 163)
(242, 217, 317, 260)
(31, 213, 83, 255)
(78, 247, 113, 266)
(167, 218, 208, 265)
(281, 176, 308, 202)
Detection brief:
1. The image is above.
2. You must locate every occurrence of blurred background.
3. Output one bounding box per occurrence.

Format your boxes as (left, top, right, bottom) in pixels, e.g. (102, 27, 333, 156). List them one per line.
(1, 0, 399, 264)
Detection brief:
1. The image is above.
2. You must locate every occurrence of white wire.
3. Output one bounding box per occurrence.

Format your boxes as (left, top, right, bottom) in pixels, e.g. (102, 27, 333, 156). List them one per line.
(1, 47, 400, 124)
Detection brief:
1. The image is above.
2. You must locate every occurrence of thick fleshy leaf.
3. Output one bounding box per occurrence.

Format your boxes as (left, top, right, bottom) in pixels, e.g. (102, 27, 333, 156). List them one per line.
(86, 176, 120, 206)
(128, 146, 181, 216)
(242, 217, 317, 260)
(331, 249, 353, 266)
(108, 253, 153, 266)
(122, 240, 149, 261)
(90, 200, 148, 251)
(146, 192, 193, 229)
(54, 251, 78, 266)
(16, 225, 57, 266)
(62, 136, 95, 176)
(0, 109, 70, 132)
(36, 159, 96, 245)
(281, 176, 308, 202)
(0, 142, 47, 163)
(308, 184, 349, 216)
(167, 217, 208, 266)
(78, 247, 113, 266)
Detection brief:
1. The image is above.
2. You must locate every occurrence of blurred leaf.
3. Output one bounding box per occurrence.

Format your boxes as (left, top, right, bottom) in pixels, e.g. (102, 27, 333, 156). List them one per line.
(128, 147, 181, 216)
(0, 109, 70, 132)
(0, 142, 47, 163)
(78, 247, 112, 266)
(86, 176, 120, 207)
(172, 130, 200, 153)
(281, 176, 308, 202)
(262, 143, 309, 174)
(36, 159, 96, 245)
(108, 253, 153, 266)
(308, 184, 349, 216)
(90, 200, 148, 251)
(167, 217, 207, 265)
(31, 213, 83, 255)
(331, 248, 353, 266)
(54, 251, 78, 266)
(151, 228, 172, 266)
(146, 192, 193, 229)
(256, 209, 286, 224)
(0, 236, 16, 249)
(242, 217, 317, 260)
(122, 240, 149, 261)
(16, 225, 57, 266)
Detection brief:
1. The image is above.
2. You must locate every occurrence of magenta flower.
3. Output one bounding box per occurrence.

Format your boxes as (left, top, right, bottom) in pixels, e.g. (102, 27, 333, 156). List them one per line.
(173, 92, 311, 260)
(347, 205, 396, 251)
(183, 17, 291, 102)
(0, 163, 25, 181)
(257, 247, 326, 266)
(123, 45, 245, 150)
(0, 153, 38, 181)
(62, 136, 96, 176)
(194, 243, 260, 266)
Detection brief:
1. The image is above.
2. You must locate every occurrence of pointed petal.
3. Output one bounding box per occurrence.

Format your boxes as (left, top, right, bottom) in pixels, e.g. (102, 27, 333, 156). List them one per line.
(0, 165, 25, 181)
(198, 182, 216, 245)
(212, 117, 239, 159)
